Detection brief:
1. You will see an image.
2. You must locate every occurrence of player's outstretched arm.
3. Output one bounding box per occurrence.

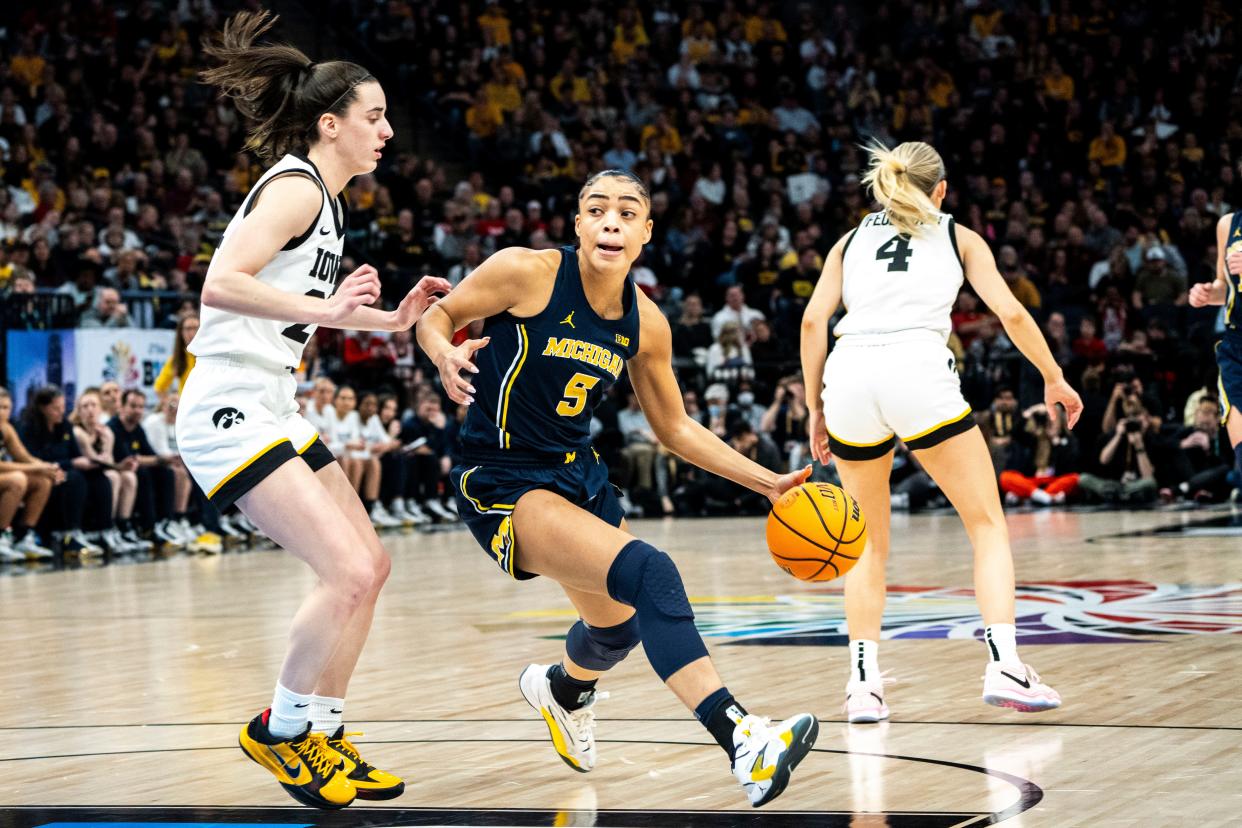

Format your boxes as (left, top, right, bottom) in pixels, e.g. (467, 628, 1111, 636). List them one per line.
(201, 176, 379, 324)
(957, 224, 1083, 428)
(800, 232, 848, 466)
(416, 246, 557, 404)
(629, 293, 810, 502)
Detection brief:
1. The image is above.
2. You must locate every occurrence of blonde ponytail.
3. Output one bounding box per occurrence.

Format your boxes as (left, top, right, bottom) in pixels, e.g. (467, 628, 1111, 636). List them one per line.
(861, 141, 946, 237)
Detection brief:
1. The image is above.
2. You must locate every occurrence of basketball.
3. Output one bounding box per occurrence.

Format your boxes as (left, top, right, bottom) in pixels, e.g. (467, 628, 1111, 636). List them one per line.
(767, 483, 867, 581)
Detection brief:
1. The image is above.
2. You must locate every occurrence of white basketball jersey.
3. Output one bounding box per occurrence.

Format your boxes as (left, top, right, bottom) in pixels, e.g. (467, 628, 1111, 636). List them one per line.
(191, 153, 347, 369)
(834, 210, 964, 343)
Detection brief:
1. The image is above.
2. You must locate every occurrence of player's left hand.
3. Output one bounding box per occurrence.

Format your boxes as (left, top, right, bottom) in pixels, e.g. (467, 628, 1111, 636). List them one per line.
(393, 275, 453, 330)
(1045, 375, 1083, 429)
(766, 464, 812, 504)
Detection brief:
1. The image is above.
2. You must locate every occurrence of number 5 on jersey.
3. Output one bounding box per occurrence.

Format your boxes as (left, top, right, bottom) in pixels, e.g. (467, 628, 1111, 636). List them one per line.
(557, 372, 600, 417)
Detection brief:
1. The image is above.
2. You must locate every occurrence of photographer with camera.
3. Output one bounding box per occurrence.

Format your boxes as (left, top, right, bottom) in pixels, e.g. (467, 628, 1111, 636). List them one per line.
(998, 403, 1081, 505)
(1164, 396, 1232, 503)
(1078, 389, 1160, 506)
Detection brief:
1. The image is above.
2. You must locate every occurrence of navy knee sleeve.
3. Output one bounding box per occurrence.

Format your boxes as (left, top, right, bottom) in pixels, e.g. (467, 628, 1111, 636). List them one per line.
(566, 616, 641, 671)
(606, 540, 708, 681)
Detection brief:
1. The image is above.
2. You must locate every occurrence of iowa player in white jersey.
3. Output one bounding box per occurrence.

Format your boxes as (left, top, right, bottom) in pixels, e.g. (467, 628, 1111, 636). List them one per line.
(181, 12, 448, 809)
(801, 142, 1083, 722)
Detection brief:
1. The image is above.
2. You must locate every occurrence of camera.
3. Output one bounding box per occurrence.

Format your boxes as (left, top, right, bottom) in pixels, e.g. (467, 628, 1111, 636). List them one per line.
(1124, 418, 1142, 433)
(1031, 411, 1049, 427)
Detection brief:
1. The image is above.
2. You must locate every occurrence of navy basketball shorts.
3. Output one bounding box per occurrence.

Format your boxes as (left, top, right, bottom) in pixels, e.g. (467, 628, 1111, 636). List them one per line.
(450, 448, 624, 580)
(1216, 333, 1242, 424)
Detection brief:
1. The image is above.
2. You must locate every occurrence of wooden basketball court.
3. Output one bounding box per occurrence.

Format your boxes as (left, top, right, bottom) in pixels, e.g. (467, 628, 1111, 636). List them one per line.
(2, 508, 1239, 826)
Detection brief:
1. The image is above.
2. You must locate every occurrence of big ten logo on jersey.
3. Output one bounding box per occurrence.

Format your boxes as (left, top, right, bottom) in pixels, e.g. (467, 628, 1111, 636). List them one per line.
(541, 336, 624, 379)
(308, 248, 342, 286)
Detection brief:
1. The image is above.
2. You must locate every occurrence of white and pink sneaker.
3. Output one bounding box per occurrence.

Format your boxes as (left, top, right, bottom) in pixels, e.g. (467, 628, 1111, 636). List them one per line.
(982, 662, 1061, 712)
(845, 677, 892, 724)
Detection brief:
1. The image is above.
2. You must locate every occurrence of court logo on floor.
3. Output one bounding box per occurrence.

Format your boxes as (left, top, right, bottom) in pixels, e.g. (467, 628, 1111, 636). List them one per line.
(527, 581, 1242, 646)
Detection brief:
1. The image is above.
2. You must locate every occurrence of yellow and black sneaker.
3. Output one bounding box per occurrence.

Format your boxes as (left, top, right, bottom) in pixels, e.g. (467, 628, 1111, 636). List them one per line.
(324, 726, 406, 800)
(238, 709, 356, 810)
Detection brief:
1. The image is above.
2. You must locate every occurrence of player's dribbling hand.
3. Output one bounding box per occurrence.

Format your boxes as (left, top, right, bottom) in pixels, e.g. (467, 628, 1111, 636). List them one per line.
(436, 337, 491, 405)
(807, 408, 832, 466)
(323, 264, 382, 324)
(766, 464, 812, 505)
(1188, 280, 1226, 308)
(1045, 376, 1083, 429)
(393, 275, 453, 330)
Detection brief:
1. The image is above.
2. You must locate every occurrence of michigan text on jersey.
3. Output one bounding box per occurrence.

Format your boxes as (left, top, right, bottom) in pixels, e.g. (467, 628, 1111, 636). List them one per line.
(541, 337, 625, 378)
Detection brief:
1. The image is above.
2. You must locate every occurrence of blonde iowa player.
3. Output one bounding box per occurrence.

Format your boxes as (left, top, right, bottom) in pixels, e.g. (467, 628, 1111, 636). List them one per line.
(801, 142, 1083, 723)
(179, 12, 449, 809)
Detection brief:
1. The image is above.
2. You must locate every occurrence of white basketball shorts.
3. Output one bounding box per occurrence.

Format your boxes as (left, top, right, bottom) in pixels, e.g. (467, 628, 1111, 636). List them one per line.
(176, 356, 334, 509)
(822, 334, 976, 460)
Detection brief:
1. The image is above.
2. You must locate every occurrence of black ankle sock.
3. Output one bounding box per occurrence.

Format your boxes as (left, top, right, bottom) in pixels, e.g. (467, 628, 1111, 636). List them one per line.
(548, 663, 597, 711)
(695, 687, 748, 760)
(12, 523, 28, 542)
(363, 499, 375, 512)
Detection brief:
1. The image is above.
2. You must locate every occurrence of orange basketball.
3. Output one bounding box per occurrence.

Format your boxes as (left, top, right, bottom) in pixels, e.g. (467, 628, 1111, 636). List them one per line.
(766, 482, 867, 581)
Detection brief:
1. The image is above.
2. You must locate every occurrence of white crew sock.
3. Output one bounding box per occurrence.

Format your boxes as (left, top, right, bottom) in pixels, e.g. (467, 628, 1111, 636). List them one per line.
(984, 623, 1019, 666)
(848, 639, 880, 683)
(269, 682, 312, 739)
(310, 694, 345, 734)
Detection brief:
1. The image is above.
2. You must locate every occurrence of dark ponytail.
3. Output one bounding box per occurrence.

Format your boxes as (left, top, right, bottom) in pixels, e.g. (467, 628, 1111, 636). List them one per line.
(200, 11, 375, 160)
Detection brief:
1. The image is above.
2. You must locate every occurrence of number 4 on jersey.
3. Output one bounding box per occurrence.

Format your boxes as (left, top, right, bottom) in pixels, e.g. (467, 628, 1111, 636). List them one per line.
(876, 235, 914, 272)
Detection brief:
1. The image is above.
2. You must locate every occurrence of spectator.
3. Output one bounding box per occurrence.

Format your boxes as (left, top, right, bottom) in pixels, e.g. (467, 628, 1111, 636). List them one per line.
(999, 404, 1081, 505)
(0, 388, 58, 560)
(373, 393, 428, 526)
(672, 293, 714, 364)
(759, 375, 809, 471)
(141, 393, 199, 546)
(355, 392, 401, 529)
(106, 390, 169, 550)
(706, 320, 754, 384)
(154, 313, 199, 400)
(304, 377, 337, 441)
(618, 391, 673, 516)
(403, 395, 458, 522)
(326, 386, 367, 489)
(1166, 396, 1232, 503)
(70, 388, 140, 554)
(19, 387, 102, 555)
(1132, 247, 1187, 309)
(79, 286, 132, 328)
(1080, 395, 1160, 506)
(710, 285, 765, 339)
(703, 383, 732, 440)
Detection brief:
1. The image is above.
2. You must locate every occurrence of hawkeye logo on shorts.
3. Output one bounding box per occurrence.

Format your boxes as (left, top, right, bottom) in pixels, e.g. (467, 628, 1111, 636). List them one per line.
(212, 407, 246, 430)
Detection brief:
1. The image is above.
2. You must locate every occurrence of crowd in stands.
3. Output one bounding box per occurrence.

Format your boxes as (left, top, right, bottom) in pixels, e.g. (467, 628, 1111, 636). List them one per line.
(2, 1, 1242, 556)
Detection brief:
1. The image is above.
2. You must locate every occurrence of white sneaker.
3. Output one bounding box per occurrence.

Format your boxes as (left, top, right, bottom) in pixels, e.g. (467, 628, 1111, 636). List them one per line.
(402, 500, 432, 525)
(385, 499, 414, 525)
(189, 530, 223, 554)
(153, 519, 185, 547)
(0, 533, 24, 563)
(731, 712, 819, 808)
(70, 530, 103, 555)
(845, 676, 893, 724)
(216, 515, 246, 540)
(233, 512, 259, 534)
(425, 499, 457, 522)
(369, 502, 403, 529)
(443, 498, 459, 516)
(122, 529, 154, 552)
(983, 662, 1061, 712)
(519, 663, 606, 773)
(14, 531, 54, 560)
(101, 528, 134, 555)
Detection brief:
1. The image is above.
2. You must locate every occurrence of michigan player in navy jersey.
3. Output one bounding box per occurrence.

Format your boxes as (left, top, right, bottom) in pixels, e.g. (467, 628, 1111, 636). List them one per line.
(1190, 212, 1242, 477)
(184, 12, 449, 808)
(802, 142, 1083, 722)
(416, 170, 818, 807)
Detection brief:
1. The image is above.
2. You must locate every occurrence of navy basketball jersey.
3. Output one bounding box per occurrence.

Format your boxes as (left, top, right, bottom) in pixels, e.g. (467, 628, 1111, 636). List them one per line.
(459, 246, 641, 455)
(1226, 213, 1242, 330)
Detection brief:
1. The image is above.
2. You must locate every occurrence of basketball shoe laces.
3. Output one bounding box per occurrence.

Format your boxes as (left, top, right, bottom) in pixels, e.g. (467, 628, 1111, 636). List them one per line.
(841, 671, 897, 714)
(331, 732, 371, 770)
(292, 733, 342, 777)
(565, 691, 609, 743)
